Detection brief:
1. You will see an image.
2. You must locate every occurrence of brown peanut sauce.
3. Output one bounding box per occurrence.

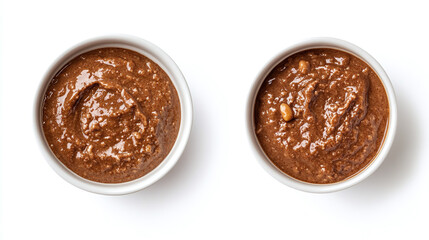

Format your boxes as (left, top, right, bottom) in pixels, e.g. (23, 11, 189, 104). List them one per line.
(254, 49, 389, 184)
(42, 48, 180, 183)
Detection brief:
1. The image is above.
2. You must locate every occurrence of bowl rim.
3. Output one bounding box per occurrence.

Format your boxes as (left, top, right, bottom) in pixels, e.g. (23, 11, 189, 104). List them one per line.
(246, 37, 397, 193)
(34, 34, 193, 195)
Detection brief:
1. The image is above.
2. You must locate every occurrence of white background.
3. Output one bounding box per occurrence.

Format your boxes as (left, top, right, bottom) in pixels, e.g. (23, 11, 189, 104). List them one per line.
(1, 0, 428, 239)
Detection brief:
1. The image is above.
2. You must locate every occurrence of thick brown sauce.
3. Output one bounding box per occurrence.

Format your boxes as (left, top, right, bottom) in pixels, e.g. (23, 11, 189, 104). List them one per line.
(254, 49, 389, 184)
(43, 48, 180, 183)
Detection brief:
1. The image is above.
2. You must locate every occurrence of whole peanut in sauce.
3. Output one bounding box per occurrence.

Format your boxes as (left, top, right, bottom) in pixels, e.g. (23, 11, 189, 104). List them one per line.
(42, 48, 180, 183)
(254, 49, 389, 184)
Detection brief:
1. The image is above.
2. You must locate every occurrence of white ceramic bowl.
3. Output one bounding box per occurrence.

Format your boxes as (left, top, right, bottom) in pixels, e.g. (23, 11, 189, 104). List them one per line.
(246, 37, 397, 193)
(34, 35, 193, 195)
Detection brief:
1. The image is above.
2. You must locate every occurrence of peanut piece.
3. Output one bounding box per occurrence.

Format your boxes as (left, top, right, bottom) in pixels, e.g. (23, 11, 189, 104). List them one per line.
(280, 103, 293, 122)
(298, 60, 310, 74)
(132, 131, 142, 139)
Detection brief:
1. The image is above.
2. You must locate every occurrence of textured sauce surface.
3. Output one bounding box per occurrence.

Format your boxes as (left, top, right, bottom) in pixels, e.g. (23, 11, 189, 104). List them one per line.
(43, 48, 180, 183)
(254, 49, 389, 184)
